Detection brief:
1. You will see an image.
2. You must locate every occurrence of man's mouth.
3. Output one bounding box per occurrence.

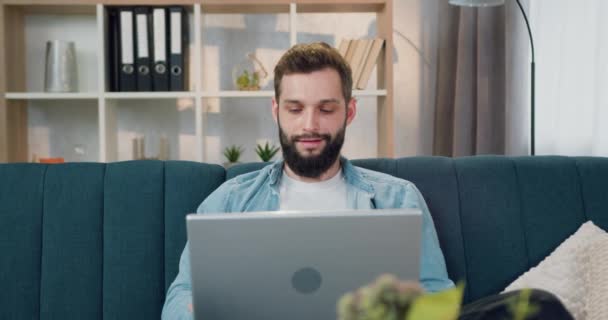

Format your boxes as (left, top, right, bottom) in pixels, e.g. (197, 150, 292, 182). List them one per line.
(297, 138, 324, 148)
(296, 137, 325, 149)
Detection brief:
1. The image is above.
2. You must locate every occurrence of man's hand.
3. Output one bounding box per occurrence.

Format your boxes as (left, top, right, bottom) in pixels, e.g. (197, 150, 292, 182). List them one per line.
(188, 303, 193, 313)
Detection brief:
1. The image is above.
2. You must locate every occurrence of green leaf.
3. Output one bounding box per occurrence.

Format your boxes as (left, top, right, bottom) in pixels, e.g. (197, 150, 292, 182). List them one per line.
(406, 282, 464, 320)
(507, 288, 540, 320)
(236, 71, 250, 89)
(255, 142, 280, 162)
(223, 145, 243, 163)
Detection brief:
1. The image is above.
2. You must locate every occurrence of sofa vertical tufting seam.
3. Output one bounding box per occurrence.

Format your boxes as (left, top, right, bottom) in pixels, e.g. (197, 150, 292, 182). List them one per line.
(100, 163, 106, 320)
(38, 164, 49, 319)
(511, 157, 531, 270)
(574, 158, 589, 222)
(451, 158, 470, 301)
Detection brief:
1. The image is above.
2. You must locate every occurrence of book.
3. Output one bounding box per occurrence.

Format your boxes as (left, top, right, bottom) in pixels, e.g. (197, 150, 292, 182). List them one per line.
(343, 39, 357, 66)
(337, 39, 351, 58)
(356, 38, 385, 90)
(349, 39, 371, 89)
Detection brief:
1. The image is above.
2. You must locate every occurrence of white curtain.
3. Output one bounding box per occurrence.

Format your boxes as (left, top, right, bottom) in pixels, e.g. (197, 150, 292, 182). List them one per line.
(531, 0, 608, 156)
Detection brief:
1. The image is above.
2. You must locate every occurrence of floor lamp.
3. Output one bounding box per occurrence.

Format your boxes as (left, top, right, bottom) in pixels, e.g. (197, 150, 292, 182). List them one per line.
(448, 0, 536, 155)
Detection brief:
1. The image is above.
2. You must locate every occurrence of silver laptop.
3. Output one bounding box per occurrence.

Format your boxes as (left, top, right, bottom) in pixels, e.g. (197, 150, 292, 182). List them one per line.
(186, 208, 422, 320)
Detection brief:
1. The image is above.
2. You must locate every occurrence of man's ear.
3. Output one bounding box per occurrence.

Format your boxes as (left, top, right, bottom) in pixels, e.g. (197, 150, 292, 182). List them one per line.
(271, 98, 279, 124)
(346, 97, 357, 126)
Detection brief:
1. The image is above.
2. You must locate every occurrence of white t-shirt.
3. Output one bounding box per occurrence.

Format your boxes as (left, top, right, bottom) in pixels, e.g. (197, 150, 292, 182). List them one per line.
(279, 169, 350, 211)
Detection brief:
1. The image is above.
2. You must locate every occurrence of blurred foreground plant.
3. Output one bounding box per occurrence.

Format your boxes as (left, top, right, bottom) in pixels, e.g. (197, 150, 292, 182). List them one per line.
(337, 274, 464, 320)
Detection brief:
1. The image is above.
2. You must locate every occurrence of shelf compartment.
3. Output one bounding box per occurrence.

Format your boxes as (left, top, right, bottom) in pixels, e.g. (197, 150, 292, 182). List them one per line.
(102, 5, 197, 93)
(13, 6, 100, 93)
(200, 11, 291, 92)
(28, 99, 99, 162)
(103, 98, 198, 162)
(201, 97, 278, 164)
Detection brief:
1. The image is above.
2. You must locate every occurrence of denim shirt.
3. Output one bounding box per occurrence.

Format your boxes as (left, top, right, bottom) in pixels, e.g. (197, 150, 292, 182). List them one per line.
(162, 158, 455, 319)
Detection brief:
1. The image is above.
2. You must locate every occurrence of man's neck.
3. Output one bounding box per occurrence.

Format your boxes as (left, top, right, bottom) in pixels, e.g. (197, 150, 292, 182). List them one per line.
(283, 158, 342, 183)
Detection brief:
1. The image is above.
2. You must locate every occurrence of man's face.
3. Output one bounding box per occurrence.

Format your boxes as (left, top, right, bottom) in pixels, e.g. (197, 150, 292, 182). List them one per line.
(272, 68, 356, 178)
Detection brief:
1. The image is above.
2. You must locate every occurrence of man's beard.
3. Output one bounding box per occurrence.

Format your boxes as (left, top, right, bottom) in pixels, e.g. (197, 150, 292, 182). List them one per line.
(278, 123, 345, 179)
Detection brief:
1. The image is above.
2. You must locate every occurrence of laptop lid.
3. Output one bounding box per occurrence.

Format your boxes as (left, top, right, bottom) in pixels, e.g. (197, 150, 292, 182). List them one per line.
(186, 208, 422, 320)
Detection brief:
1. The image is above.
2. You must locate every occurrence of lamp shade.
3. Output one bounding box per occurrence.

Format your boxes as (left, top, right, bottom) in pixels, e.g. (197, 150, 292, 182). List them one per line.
(448, 0, 505, 7)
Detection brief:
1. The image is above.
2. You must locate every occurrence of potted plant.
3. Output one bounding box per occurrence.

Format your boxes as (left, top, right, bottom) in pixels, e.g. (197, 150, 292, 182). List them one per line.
(338, 274, 464, 320)
(338, 274, 538, 320)
(255, 142, 280, 162)
(223, 145, 244, 168)
(233, 52, 268, 91)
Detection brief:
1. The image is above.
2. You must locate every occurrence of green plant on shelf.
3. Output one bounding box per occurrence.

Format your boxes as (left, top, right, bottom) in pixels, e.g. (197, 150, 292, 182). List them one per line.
(236, 70, 261, 91)
(255, 142, 280, 162)
(223, 145, 244, 163)
(233, 52, 268, 91)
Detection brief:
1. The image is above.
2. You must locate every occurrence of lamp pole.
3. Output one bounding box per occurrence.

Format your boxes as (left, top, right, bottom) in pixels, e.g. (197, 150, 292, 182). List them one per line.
(514, 0, 536, 155)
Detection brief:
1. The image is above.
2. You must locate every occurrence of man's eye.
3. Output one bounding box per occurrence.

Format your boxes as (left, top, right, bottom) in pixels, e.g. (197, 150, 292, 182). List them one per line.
(288, 108, 302, 113)
(320, 109, 334, 114)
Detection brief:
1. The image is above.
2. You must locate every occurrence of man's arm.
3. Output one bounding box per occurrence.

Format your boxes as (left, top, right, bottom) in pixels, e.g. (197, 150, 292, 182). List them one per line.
(162, 243, 194, 320)
(162, 181, 232, 319)
(403, 183, 455, 292)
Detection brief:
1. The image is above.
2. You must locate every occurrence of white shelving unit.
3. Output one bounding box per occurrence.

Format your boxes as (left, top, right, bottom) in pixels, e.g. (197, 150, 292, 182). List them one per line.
(0, 0, 393, 163)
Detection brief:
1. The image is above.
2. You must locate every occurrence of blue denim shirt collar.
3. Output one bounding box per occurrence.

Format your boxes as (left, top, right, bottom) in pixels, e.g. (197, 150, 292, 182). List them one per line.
(266, 156, 375, 196)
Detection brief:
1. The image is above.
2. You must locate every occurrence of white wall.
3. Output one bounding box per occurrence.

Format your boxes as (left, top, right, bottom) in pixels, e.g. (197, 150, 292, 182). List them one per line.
(393, 0, 439, 157)
(505, 0, 532, 156)
(530, 0, 608, 156)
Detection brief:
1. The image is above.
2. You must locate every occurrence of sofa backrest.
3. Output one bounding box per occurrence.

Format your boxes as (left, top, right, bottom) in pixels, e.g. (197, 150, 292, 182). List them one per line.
(0, 161, 225, 320)
(1, 156, 607, 319)
(227, 156, 608, 303)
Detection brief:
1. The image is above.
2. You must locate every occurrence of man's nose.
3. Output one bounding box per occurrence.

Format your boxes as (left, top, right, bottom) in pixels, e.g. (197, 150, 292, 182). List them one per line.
(302, 109, 320, 132)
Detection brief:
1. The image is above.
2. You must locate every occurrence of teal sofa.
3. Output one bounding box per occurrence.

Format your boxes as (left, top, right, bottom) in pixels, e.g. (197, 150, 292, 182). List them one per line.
(1, 156, 607, 319)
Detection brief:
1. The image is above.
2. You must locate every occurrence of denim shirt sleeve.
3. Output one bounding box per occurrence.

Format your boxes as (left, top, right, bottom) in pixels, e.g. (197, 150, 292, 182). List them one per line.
(161, 182, 231, 320)
(161, 243, 194, 320)
(403, 183, 455, 292)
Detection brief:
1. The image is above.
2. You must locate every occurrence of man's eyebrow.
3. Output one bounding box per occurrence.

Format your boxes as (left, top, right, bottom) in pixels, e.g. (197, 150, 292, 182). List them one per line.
(282, 99, 302, 104)
(318, 99, 341, 104)
(282, 99, 341, 104)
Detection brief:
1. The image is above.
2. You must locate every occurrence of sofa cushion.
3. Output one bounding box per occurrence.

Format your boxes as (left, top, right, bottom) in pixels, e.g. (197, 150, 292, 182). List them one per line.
(353, 157, 467, 301)
(0, 164, 46, 320)
(40, 163, 105, 319)
(164, 161, 225, 291)
(576, 157, 608, 230)
(513, 157, 586, 267)
(503, 221, 608, 320)
(581, 235, 608, 320)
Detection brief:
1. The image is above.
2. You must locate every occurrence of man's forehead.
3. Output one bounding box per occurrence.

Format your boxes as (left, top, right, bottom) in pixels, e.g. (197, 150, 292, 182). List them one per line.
(279, 69, 345, 104)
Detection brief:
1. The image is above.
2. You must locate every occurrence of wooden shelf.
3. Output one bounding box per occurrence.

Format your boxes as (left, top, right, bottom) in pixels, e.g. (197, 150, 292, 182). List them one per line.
(5, 92, 99, 100)
(201, 3, 290, 14)
(4, 90, 388, 100)
(202, 91, 275, 98)
(353, 89, 387, 97)
(201, 90, 387, 98)
(103, 92, 196, 99)
(0, 0, 394, 163)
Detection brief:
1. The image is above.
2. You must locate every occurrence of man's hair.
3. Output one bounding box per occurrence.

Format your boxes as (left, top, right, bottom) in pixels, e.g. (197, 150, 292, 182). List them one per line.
(274, 42, 352, 104)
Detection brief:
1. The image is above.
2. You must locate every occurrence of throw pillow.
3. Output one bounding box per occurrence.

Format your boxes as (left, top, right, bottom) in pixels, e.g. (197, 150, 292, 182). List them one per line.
(502, 221, 608, 320)
(580, 236, 608, 320)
